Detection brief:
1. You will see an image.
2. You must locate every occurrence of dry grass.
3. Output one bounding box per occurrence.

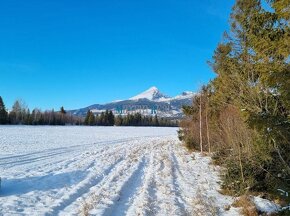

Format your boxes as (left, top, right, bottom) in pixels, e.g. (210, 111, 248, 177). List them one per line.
(232, 195, 258, 216)
(79, 147, 144, 215)
(80, 201, 92, 216)
(191, 188, 219, 216)
(218, 187, 236, 196)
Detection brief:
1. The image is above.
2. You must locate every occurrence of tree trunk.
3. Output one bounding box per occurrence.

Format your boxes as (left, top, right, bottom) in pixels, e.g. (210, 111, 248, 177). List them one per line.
(238, 142, 245, 184)
(199, 95, 203, 153)
(205, 97, 210, 153)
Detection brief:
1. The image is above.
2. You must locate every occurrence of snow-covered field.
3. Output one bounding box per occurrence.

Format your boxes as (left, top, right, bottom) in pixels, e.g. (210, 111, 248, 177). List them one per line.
(0, 126, 240, 216)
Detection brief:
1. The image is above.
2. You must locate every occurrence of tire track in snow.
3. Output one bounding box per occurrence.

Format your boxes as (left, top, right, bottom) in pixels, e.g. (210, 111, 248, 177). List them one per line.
(170, 151, 192, 215)
(0, 138, 134, 171)
(47, 143, 133, 215)
(152, 142, 182, 216)
(124, 140, 169, 216)
(0, 127, 182, 215)
(125, 152, 159, 216)
(24, 140, 129, 179)
(45, 157, 124, 216)
(79, 143, 155, 215)
(101, 156, 147, 216)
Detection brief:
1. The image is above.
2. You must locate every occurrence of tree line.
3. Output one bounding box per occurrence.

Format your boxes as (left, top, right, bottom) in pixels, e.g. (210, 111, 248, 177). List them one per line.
(179, 0, 289, 208)
(0, 97, 82, 125)
(84, 109, 178, 127)
(0, 97, 177, 127)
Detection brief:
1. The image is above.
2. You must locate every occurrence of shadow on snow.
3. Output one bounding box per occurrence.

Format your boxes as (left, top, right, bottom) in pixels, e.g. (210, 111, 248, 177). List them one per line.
(0, 170, 87, 197)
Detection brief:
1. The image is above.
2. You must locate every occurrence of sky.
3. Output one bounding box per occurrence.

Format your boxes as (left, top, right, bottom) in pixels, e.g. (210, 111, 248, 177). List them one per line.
(0, 0, 235, 110)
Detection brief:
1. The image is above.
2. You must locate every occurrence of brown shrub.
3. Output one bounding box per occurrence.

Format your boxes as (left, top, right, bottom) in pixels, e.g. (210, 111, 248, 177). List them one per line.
(232, 195, 258, 216)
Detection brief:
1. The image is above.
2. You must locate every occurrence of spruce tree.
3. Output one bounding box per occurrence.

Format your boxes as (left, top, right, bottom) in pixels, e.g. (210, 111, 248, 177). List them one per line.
(100, 112, 105, 125)
(88, 111, 96, 126)
(115, 115, 123, 126)
(60, 106, 66, 114)
(0, 96, 8, 124)
(153, 115, 159, 126)
(84, 110, 90, 125)
(207, 0, 290, 193)
(108, 110, 115, 126)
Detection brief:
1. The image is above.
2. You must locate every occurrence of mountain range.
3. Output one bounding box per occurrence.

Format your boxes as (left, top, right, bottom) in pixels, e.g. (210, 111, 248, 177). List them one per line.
(69, 87, 195, 119)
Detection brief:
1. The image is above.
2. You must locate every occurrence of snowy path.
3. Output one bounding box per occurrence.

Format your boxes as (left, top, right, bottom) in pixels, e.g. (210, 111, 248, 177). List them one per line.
(0, 126, 240, 215)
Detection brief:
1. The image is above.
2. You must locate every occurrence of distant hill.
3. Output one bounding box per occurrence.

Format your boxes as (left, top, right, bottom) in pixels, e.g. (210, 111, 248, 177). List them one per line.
(68, 87, 195, 119)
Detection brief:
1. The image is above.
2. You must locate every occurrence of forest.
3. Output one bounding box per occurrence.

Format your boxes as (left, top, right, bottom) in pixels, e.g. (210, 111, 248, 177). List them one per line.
(178, 0, 290, 212)
(83, 109, 177, 127)
(0, 97, 177, 127)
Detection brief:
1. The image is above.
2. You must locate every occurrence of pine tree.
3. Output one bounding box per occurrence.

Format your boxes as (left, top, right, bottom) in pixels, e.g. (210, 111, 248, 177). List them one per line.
(88, 111, 96, 126)
(23, 108, 31, 125)
(59, 106, 66, 125)
(115, 115, 123, 126)
(0, 96, 8, 124)
(84, 110, 90, 125)
(153, 115, 159, 126)
(100, 112, 105, 125)
(108, 110, 115, 126)
(60, 106, 66, 114)
(207, 0, 290, 193)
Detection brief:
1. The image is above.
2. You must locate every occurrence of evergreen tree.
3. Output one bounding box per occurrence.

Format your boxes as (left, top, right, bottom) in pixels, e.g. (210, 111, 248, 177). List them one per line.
(84, 110, 90, 125)
(179, 0, 289, 196)
(104, 110, 110, 126)
(88, 111, 96, 126)
(100, 112, 105, 125)
(60, 106, 66, 114)
(108, 110, 115, 126)
(207, 0, 289, 194)
(0, 96, 8, 124)
(115, 115, 123, 126)
(59, 106, 66, 125)
(153, 115, 159, 126)
(23, 108, 31, 125)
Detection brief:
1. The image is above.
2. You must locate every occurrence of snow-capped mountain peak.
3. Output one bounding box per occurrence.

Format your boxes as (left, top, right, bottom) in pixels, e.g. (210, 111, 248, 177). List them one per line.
(69, 86, 195, 118)
(129, 86, 169, 101)
(181, 91, 193, 96)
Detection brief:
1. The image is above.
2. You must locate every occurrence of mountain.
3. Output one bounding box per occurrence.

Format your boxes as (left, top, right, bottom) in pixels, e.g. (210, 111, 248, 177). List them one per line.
(129, 86, 170, 101)
(69, 87, 195, 119)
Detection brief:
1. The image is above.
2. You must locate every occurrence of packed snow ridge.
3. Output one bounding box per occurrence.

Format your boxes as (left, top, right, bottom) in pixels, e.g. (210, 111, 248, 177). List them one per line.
(0, 126, 240, 216)
(0, 126, 279, 215)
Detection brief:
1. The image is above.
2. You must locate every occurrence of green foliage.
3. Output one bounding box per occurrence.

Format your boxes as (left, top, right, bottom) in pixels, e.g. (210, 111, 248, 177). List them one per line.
(210, 0, 290, 194)
(60, 106, 66, 114)
(180, 0, 290, 201)
(95, 110, 114, 126)
(5, 99, 81, 125)
(115, 113, 176, 127)
(178, 128, 197, 150)
(84, 110, 90, 125)
(88, 112, 95, 126)
(84, 110, 175, 127)
(84, 110, 97, 126)
(0, 96, 8, 124)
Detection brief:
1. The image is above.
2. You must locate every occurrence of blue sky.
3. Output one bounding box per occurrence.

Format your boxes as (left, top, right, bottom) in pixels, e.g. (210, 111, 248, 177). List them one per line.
(0, 0, 234, 110)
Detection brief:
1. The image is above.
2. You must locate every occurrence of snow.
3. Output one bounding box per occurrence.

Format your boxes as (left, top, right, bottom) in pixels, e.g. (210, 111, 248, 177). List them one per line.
(172, 91, 195, 100)
(0, 125, 241, 215)
(129, 86, 169, 101)
(156, 91, 195, 102)
(129, 86, 195, 103)
(252, 196, 280, 214)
